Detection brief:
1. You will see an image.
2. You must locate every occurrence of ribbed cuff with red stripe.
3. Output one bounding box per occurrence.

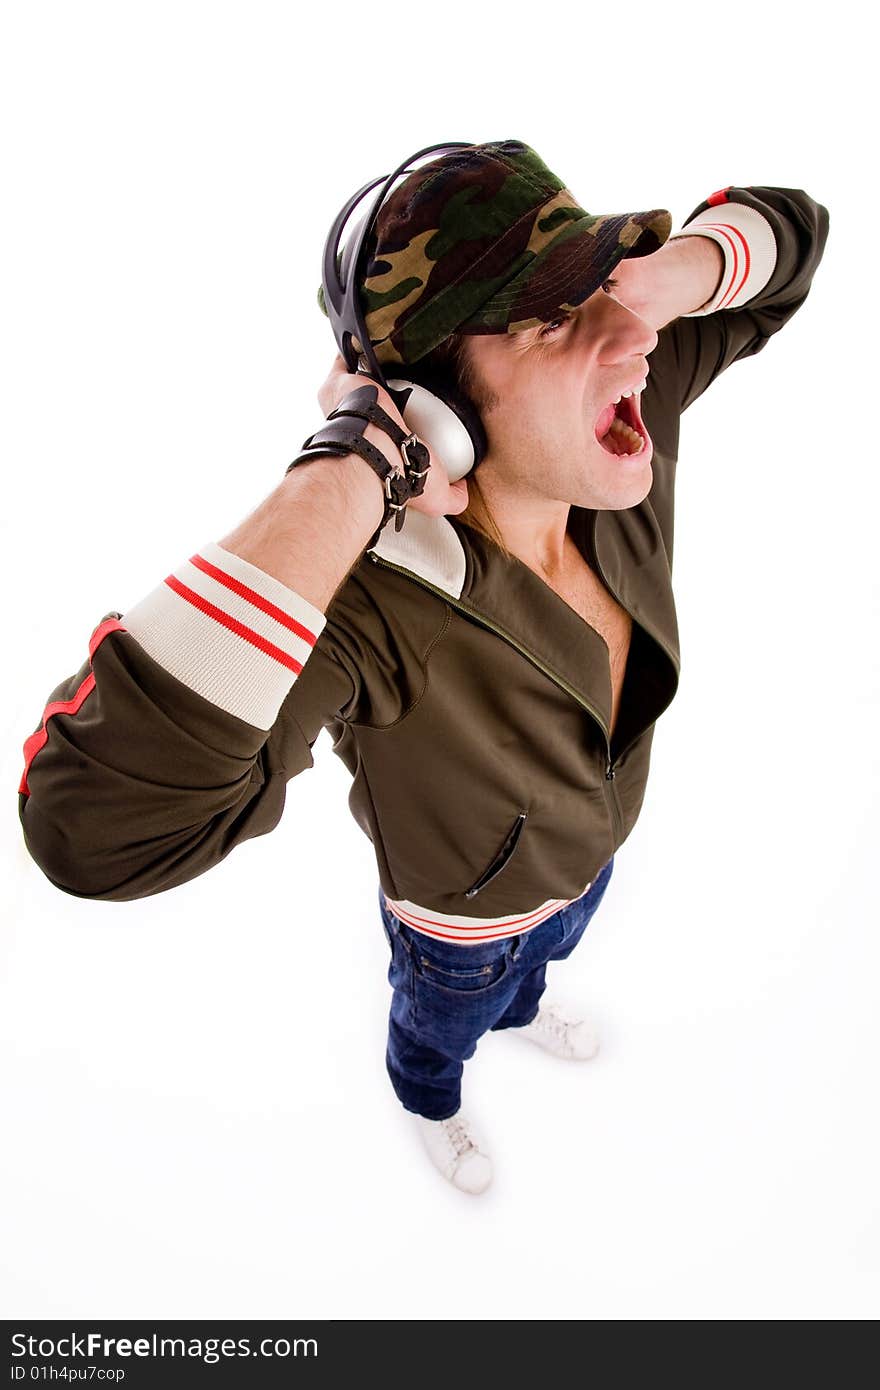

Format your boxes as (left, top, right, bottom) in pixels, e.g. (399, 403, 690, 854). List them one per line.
(668, 198, 777, 316)
(119, 541, 327, 731)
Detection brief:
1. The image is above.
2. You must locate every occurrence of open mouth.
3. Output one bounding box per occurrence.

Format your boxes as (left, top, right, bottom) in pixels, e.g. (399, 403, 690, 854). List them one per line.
(594, 393, 648, 457)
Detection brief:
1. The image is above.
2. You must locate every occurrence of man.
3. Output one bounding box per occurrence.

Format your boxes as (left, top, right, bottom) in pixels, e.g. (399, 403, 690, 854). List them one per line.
(18, 141, 830, 1196)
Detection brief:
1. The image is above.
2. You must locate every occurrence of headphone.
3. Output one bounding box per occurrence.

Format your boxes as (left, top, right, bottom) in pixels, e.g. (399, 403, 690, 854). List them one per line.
(319, 141, 488, 483)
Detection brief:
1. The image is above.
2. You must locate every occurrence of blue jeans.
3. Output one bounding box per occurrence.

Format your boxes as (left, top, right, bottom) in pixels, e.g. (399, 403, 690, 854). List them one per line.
(377, 856, 614, 1120)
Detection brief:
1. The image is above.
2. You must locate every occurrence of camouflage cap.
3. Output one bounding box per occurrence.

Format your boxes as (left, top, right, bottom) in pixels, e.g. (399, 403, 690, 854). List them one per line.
(316, 138, 672, 368)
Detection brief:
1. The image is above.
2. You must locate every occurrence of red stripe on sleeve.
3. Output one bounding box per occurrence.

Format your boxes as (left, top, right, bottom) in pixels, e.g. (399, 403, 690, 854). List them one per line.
(19, 619, 126, 796)
(19, 671, 96, 797)
(188, 552, 322, 645)
(89, 615, 126, 655)
(685, 219, 752, 309)
(163, 574, 307, 673)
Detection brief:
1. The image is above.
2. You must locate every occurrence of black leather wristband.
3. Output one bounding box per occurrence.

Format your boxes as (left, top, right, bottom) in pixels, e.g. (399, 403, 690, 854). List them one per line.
(284, 439, 387, 542)
(285, 384, 430, 551)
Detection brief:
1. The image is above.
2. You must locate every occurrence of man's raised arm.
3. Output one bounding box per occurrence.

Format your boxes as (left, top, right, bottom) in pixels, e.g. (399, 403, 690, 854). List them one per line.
(17, 405, 400, 903)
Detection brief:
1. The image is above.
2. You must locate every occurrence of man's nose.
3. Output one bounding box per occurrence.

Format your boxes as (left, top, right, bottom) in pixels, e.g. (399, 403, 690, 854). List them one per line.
(613, 299, 659, 357)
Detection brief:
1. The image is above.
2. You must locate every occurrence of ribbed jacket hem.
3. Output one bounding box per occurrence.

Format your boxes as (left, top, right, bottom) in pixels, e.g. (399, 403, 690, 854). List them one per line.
(385, 879, 594, 945)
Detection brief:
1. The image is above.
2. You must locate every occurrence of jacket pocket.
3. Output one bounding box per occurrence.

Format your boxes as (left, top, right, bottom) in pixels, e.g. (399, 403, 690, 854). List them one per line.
(464, 811, 528, 899)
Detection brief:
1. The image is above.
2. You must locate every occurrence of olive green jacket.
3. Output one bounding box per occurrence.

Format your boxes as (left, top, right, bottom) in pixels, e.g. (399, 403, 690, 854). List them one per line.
(18, 185, 829, 943)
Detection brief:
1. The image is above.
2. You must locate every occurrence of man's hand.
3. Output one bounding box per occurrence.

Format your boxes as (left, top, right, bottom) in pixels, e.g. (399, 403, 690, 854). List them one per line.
(317, 353, 359, 417)
(316, 353, 470, 521)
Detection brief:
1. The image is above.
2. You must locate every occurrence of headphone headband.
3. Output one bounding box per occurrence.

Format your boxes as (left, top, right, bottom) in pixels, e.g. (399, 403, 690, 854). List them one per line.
(321, 142, 474, 390)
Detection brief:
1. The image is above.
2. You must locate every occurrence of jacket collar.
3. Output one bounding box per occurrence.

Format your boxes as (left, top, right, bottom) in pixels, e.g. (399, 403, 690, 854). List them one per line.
(368, 500, 679, 743)
(370, 505, 468, 599)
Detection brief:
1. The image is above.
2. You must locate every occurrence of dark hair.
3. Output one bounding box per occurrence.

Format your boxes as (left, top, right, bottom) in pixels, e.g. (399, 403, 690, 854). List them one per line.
(414, 332, 511, 559)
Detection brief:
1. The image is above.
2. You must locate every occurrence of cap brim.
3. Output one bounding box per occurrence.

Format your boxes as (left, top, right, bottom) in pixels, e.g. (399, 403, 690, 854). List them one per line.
(455, 207, 672, 334)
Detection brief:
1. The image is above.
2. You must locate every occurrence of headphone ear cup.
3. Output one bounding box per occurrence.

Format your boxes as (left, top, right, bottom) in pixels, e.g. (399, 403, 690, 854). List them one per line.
(382, 367, 486, 483)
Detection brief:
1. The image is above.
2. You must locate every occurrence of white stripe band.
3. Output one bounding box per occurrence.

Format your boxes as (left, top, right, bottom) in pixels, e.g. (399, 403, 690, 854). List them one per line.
(385, 877, 594, 946)
(120, 540, 327, 729)
(670, 200, 777, 315)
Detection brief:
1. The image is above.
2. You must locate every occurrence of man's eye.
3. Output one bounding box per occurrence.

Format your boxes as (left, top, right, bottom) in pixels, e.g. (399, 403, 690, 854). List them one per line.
(538, 278, 620, 338)
(539, 313, 571, 338)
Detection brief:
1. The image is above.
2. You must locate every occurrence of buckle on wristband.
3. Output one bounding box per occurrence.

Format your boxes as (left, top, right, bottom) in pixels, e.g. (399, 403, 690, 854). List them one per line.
(400, 432, 429, 475)
(384, 465, 406, 502)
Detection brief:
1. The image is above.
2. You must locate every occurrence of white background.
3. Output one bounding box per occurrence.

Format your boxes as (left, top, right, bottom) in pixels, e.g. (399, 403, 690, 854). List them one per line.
(2, 0, 877, 1321)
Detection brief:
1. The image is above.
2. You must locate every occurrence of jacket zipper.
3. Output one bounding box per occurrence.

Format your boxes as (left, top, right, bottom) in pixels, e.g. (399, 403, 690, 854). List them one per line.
(465, 811, 528, 898)
(368, 550, 614, 746)
(583, 517, 683, 837)
(367, 551, 644, 842)
(582, 526, 634, 840)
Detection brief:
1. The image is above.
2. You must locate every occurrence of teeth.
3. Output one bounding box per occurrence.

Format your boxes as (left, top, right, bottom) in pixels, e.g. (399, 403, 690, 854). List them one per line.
(609, 416, 642, 441)
(612, 377, 647, 405)
(605, 416, 644, 453)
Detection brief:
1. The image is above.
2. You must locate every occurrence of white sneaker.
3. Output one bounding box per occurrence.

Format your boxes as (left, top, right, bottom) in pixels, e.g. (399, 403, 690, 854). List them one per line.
(512, 999, 600, 1060)
(416, 1111, 493, 1195)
